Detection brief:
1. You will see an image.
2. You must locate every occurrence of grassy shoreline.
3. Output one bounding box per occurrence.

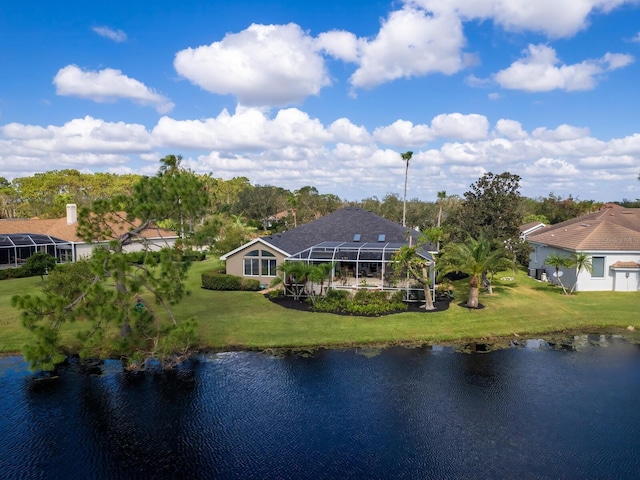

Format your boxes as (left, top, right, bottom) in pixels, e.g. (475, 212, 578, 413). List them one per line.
(1, 258, 638, 356)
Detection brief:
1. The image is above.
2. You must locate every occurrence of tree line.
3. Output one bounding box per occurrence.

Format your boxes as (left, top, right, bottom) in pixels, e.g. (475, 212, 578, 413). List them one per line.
(1, 167, 612, 247)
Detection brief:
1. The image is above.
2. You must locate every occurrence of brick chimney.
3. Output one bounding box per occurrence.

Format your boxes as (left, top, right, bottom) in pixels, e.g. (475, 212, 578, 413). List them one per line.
(66, 204, 77, 225)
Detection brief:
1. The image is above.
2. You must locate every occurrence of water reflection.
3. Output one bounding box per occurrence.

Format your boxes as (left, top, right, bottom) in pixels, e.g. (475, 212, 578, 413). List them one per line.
(0, 337, 639, 479)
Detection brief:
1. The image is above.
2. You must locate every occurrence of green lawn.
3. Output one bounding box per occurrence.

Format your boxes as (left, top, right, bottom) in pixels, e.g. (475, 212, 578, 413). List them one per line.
(1, 258, 638, 355)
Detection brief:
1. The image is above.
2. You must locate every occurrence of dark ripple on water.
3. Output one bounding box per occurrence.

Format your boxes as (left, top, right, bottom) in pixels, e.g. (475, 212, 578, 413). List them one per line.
(1, 337, 640, 479)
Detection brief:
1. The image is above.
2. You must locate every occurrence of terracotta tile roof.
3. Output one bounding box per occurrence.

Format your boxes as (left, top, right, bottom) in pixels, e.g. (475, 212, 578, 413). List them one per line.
(610, 261, 640, 268)
(527, 207, 640, 251)
(0, 215, 176, 243)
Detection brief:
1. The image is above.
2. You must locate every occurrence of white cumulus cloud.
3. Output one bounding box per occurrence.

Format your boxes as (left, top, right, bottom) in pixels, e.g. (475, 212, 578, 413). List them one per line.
(374, 113, 488, 146)
(349, 7, 469, 89)
(409, 0, 633, 38)
(174, 23, 330, 107)
(53, 65, 174, 113)
(316, 30, 361, 63)
(494, 119, 528, 140)
(493, 44, 633, 92)
(152, 106, 331, 151)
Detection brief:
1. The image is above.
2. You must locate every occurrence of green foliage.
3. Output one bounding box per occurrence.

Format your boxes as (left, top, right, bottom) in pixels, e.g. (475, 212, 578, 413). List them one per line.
(201, 273, 260, 291)
(0, 266, 29, 281)
(23, 252, 57, 280)
(439, 233, 511, 308)
(267, 289, 282, 299)
(504, 238, 534, 268)
(202, 273, 240, 290)
(12, 157, 201, 372)
(211, 217, 256, 255)
(233, 184, 287, 231)
(240, 278, 261, 291)
(569, 252, 593, 294)
(42, 261, 95, 301)
(10, 169, 140, 218)
(311, 288, 407, 315)
(523, 213, 549, 224)
(447, 172, 523, 245)
(531, 193, 599, 224)
(544, 253, 572, 294)
(391, 241, 436, 310)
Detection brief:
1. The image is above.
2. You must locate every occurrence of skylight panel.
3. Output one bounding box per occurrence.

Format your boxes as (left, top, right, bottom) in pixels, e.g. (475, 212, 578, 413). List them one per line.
(378, 234, 386, 242)
(353, 234, 361, 242)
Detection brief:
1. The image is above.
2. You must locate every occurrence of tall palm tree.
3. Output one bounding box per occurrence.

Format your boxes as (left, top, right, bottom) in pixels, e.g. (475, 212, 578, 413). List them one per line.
(544, 253, 572, 295)
(438, 234, 510, 308)
(401, 151, 413, 227)
(158, 154, 183, 176)
(436, 190, 446, 228)
(286, 191, 299, 228)
(569, 252, 593, 294)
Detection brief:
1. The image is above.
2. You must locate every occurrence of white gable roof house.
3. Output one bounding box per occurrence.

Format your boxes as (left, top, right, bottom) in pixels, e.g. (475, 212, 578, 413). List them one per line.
(526, 205, 640, 292)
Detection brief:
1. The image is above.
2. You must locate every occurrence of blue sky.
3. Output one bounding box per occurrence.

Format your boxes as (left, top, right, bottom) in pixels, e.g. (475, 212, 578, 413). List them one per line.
(2, 0, 640, 203)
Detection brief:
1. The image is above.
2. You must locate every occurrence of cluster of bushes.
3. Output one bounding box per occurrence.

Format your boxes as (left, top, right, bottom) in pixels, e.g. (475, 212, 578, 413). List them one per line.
(0, 265, 32, 281)
(124, 250, 206, 265)
(310, 288, 407, 315)
(201, 272, 261, 291)
(0, 252, 58, 281)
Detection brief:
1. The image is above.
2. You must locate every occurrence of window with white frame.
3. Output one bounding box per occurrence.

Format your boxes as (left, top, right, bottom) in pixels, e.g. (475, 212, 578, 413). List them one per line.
(591, 256, 605, 278)
(261, 250, 277, 276)
(243, 249, 277, 276)
(243, 249, 260, 276)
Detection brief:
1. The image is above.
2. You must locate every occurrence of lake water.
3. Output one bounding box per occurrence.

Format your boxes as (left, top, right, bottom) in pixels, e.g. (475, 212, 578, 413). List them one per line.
(1, 336, 640, 479)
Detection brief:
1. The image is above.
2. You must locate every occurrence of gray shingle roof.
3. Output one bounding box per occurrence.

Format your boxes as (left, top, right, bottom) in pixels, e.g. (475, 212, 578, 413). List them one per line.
(261, 207, 434, 255)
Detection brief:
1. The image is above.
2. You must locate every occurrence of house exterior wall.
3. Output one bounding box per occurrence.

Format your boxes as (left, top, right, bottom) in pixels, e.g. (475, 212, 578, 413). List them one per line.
(612, 268, 640, 292)
(529, 244, 640, 292)
(74, 237, 178, 261)
(75, 243, 94, 260)
(224, 243, 287, 286)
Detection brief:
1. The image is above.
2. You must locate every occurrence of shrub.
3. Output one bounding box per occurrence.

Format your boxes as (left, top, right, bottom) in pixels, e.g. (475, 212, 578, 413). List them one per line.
(390, 290, 405, 303)
(0, 266, 29, 281)
(201, 273, 261, 291)
(23, 252, 57, 280)
(267, 289, 282, 299)
(201, 273, 241, 290)
(182, 250, 206, 262)
(325, 289, 350, 301)
(311, 288, 407, 315)
(239, 278, 261, 291)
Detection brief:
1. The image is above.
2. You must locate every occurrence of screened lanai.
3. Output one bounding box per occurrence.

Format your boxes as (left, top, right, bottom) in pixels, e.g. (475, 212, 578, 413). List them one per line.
(287, 241, 435, 300)
(0, 233, 74, 268)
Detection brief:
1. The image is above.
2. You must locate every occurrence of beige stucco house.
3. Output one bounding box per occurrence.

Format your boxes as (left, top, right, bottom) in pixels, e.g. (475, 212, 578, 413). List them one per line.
(221, 207, 436, 294)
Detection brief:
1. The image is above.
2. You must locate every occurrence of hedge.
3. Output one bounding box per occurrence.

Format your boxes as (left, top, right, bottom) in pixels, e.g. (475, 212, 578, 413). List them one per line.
(201, 273, 261, 291)
(0, 266, 31, 281)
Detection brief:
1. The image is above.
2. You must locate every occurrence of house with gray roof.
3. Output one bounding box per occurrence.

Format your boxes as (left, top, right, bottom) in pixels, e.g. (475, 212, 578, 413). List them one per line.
(526, 205, 640, 292)
(220, 207, 436, 294)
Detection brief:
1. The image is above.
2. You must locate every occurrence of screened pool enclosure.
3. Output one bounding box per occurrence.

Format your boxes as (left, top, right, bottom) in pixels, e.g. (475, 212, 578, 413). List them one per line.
(0, 234, 74, 268)
(285, 241, 435, 302)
